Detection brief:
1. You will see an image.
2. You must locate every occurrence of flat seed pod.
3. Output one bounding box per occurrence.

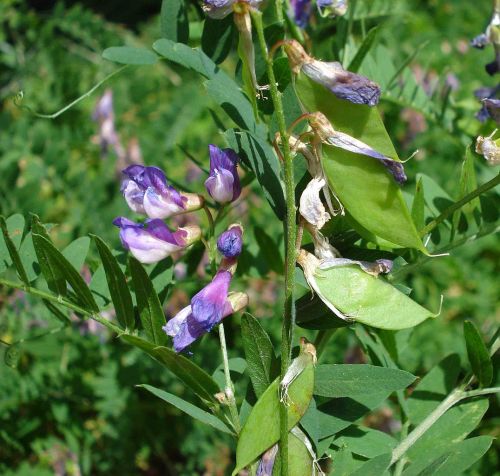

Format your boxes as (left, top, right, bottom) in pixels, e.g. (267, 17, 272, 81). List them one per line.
(295, 74, 427, 253)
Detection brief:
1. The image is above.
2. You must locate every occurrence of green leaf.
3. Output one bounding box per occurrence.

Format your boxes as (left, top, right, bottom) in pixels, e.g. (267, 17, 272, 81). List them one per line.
(403, 436, 493, 476)
(0, 214, 25, 274)
(313, 264, 435, 329)
(160, 0, 189, 44)
(348, 26, 380, 73)
(411, 177, 425, 232)
(19, 232, 39, 282)
(254, 226, 283, 274)
(129, 257, 167, 345)
(405, 399, 489, 468)
(295, 74, 426, 252)
(314, 364, 415, 398)
(138, 384, 232, 434)
(241, 313, 277, 397)
(463, 321, 493, 387)
(330, 447, 359, 475)
(332, 426, 397, 459)
(102, 46, 157, 65)
(0, 215, 29, 285)
(202, 16, 235, 64)
(289, 430, 314, 476)
(350, 453, 391, 476)
(459, 147, 481, 215)
(407, 354, 461, 425)
(352, 0, 407, 20)
(32, 234, 99, 312)
(121, 335, 220, 404)
(233, 358, 315, 474)
(92, 235, 135, 331)
(62, 237, 90, 272)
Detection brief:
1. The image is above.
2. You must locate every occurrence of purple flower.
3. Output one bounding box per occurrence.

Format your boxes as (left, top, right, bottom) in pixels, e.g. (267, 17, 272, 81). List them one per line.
(203, 0, 262, 19)
(121, 165, 202, 219)
(164, 292, 248, 352)
(256, 445, 278, 476)
(217, 224, 243, 258)
(92, 89, 122, 157)
(205, 145, 241, 203)
(475, 84, 500, 122)
(290, 0, 312, 28)
(113, 217, 200, 264)
(317, 0, 348, 15)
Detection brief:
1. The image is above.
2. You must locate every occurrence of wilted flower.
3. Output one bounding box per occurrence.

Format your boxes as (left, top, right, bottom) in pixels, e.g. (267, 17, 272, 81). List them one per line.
(217, 224, 244, 258)
(284, 40, 380, 106)
(164, 292, 248, 352)
(476, 130, 500, 165)
(113, 217, 201, 264)
(308, 112, 407, 183)
(256, 444, 278, 476)
(205, 145, 241, 203)
(299, 177, 331, 229)
(121, 165, 203, 219)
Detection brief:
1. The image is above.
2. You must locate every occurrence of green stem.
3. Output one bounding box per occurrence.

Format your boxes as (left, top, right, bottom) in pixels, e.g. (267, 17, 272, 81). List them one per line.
(419, 173, 500, 237)
(390, 385, 500, 466)
(275, 0, 284, 22)
(252, 11, 297, 475)
(218, 323, 241, 434)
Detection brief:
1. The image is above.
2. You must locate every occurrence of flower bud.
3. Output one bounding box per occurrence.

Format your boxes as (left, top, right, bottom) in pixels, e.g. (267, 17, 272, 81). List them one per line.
(113, 217, 200, 264)
(205, 145, 241, 203)
(283, 40, 380, 106)
(217, 224, 244, 258)
(299, 177, 331, 229)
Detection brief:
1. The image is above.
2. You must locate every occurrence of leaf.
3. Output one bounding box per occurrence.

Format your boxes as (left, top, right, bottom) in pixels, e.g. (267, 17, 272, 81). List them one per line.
(314, 364, 415, 398)
(0, 215, 29, 285)
(121, 335, 220, 404)
(233, 360, 315, 474)
(407, 354, 461, 425)
(138, 384, 232, 434)
(295, 74, 427, 252)
(331, 426, 397, 459)
(411, 177, 425, 232)
(19, 232, 39, 283)
(201, 16, 235, 64)
(254, 226, 283, 274)
(463, 321, 493, 387)
(102, 46, 157, 65)
(350, 453, 391, 476)
(289, 430, 314, 476)
(330, 447, 359, 475)
(241, 313, 277, 397)
(62, 237, 90, 272)
(405, 399, 489, 468)
(129, 257, 167, 346)
(348, 26, 381, 73)
(92, 235, 135, 331)
(313, 264, 435, 330)
(404, 436, 493, 476)
(459, 147, 481, 215)
(160, 0, 189, 44)
(352, 0, 407, 20)
(32, 234, 99, 312)
(225, 129, 286, 219)
(0, 214, 25, 274)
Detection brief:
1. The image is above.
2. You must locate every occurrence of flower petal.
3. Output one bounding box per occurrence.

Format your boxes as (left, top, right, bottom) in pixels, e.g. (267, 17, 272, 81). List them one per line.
(299, 177, 331, 229)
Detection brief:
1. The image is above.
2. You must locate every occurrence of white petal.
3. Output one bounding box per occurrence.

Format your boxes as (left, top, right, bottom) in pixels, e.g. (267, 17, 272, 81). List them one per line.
(299, 177, 331, 229)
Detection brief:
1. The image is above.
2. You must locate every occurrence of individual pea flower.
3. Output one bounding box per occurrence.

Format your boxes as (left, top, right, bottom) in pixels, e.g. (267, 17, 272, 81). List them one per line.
(202, 0, 261, 19)
(476, 129, 500, 165)
(289, 0, 313, 28)
(474, 85, 500, 122)
(217, 224, 244, 258)
(299, 177, 331, 229)
(205, 145, 241, 203)
(308, 112, 407, 184)
(317, 0, 348, 18)
(256, 444, 278, 476)
(470, 1, 500, 75)
(113, 217, 201, 264)
(121, 165, 203, 219)
(283, 39, 380, 106)
(92, 89, 124, 159)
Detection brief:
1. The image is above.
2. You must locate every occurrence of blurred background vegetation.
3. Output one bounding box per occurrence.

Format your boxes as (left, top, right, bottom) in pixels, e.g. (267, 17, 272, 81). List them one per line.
(0, 0, 498, 474)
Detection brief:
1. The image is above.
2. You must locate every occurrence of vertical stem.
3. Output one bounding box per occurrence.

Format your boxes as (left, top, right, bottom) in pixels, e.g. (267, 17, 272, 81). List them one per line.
(219, 323, 241, 433)
(252, 11, 297, 475)
(275, 0, 284, 22)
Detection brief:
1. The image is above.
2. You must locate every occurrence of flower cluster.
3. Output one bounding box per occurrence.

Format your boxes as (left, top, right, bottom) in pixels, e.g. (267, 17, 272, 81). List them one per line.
(114, 144, 247, 352)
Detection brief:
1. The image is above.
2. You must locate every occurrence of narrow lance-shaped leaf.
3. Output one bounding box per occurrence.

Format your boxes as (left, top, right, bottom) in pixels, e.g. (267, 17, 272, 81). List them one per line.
(160, 0, 189, 44)
(138, 384, 232, 434)
(412, 177, 425, 232)
(348, 25, 381, 73)
(463, 321, 493, 387)
(32, 234, 99, 313)
(102, 47, 158, 65)
(62, 237, 90, 273)
(129, 257, 167, 346)
(241, 313, 277, 397)
(0, 215, 29, 285)
(92, 235, 135, 331)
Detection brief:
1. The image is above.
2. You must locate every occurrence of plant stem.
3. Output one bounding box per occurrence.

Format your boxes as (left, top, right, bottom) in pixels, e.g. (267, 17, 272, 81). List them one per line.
(218, 323, 241, 434)
(419, 173, 500, 237)
(390, 385, 500, 466)
(252, 11, 297, 475)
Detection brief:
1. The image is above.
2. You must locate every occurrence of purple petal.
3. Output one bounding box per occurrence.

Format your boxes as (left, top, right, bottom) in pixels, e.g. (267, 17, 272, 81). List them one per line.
(113, 216, 141, 228)
(143, 187, 185, 219)
(144, 219, 178, 245)
(217, 227, 243, 258)
(471, 33, 489, 49)
(122, 165, 167, 192)
(205, 170, 235, 203)
(208, 145, 239, 173)
(206, 145, 241, 202)
(191, 271, 232, 328)
(290, 0, 312, 27)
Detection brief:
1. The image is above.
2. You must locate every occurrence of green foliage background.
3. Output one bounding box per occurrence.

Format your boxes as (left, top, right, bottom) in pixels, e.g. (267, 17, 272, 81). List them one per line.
(0, 0, 498, 474)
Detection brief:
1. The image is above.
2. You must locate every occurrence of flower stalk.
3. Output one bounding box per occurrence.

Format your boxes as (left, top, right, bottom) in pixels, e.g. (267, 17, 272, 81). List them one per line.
(252, 10, 297, 475)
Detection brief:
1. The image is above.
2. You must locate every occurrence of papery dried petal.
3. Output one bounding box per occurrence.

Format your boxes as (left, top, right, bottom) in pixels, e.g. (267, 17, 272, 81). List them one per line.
(299, 177, 331, 229)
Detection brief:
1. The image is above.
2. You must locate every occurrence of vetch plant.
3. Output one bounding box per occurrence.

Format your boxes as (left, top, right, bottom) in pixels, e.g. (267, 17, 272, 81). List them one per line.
(2, 0, 499, 474)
